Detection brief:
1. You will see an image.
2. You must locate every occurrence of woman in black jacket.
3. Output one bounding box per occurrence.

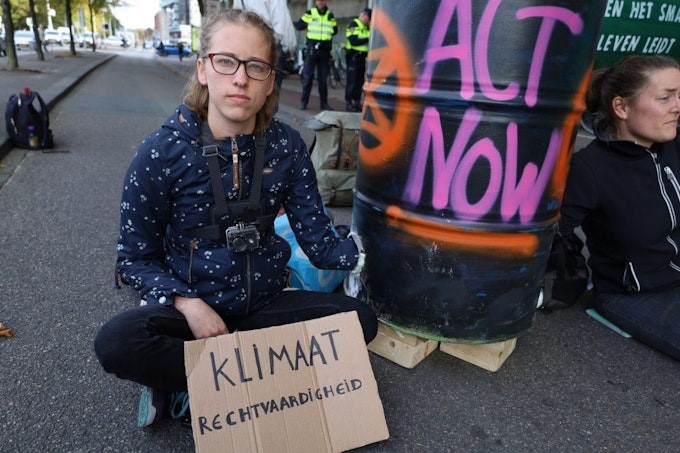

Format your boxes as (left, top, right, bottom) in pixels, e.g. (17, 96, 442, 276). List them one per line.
(560, 55, 680, 360)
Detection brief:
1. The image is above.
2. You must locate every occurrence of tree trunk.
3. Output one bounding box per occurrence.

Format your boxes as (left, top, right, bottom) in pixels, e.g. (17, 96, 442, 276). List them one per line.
(28, 0, 45, 61)
(66, 0, 77, 56)
(1, 0, 18, 69)
(89, 2, 97, 52)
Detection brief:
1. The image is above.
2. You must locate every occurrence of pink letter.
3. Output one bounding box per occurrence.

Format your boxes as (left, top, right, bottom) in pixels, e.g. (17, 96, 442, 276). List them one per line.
(450, 137, 503, 221)
(501, 126, 562, 224)
(475, 0, 520, 101)
(404, 107, 447, 204)
(415, 0, 474, 99)
(404, 107, 483, 211)
(516, 7, 584, 107)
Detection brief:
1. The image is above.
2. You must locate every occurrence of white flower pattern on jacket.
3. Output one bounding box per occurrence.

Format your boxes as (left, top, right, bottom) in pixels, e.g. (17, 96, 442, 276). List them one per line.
(116, 104, 359, 313)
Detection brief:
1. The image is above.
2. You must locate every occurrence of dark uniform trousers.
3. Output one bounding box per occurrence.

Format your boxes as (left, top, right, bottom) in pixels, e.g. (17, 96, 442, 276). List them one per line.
(345, 49, 367, 106)
(301, 40, 332, 107)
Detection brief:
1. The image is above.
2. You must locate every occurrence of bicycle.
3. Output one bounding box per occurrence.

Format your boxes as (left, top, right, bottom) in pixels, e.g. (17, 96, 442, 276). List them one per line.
(297, 45, 346, 89)
(328, 56, 346, 89)
(328, 46, 346, 89)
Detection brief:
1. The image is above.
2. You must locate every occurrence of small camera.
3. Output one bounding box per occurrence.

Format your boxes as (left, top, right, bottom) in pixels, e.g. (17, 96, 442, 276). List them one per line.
(225, 222, 260, 253)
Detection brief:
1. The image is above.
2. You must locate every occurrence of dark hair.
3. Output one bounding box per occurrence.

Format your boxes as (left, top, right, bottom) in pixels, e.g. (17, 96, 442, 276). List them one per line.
(183, 9, 280, 132)
(585, 55, 680, 134)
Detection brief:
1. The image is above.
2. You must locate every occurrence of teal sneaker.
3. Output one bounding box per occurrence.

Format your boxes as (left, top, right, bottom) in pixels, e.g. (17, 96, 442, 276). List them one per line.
(137, 387, 190, 427)
(170, 391, 191, 428)
(137, 386, 167, 427)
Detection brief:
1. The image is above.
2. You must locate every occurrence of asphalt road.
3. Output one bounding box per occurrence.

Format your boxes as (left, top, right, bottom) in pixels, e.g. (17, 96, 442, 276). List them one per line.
(0, 52, 678, 452)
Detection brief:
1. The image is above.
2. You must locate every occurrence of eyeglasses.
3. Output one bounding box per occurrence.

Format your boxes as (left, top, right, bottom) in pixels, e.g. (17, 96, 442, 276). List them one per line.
(205, 53, 273, 81)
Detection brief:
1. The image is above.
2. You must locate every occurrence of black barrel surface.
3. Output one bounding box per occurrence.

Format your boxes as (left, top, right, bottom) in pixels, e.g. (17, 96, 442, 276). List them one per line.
(349, 0, 607, 343)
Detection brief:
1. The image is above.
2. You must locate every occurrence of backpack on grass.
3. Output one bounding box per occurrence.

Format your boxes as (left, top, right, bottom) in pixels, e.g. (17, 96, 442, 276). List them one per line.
(5, 87, 54, 150)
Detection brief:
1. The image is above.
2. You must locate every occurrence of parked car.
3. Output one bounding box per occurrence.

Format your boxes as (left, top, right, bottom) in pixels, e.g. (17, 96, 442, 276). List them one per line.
(156, 42, 192, 57)
(79, 32, 101, 48)
(101, 35, 127, 48)
(43, 29, 64, 46)
(14, 30, 36, 51)
(57, 26, 72, 45)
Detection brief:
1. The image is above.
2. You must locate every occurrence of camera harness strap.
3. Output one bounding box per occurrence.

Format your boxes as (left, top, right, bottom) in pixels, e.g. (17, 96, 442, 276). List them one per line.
(188, 121, 275, 241)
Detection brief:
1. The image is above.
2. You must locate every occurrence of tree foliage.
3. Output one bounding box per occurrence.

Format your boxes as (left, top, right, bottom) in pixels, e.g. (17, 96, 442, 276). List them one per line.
(5, 0, 119, 33)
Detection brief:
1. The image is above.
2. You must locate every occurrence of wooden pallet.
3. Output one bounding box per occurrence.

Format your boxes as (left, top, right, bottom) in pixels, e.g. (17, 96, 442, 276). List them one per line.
(439, 338, 517, 372)
(367, 323, 438, 369)
(368, 323, 517, 371)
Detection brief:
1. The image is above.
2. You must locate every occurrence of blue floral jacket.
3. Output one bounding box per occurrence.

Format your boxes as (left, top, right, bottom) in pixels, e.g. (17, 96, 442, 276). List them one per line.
(116, 104, 358, 314)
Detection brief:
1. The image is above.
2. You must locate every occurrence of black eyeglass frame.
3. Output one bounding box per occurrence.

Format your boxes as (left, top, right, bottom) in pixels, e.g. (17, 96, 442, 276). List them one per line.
(204, 53, 274, 81)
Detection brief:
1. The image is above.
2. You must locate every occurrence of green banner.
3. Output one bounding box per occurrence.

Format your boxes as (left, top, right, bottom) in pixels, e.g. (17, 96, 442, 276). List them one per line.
(595, 0, 680, 68)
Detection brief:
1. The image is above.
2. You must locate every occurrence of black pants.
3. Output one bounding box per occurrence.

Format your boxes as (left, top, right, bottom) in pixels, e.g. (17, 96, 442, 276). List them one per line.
(595, 288, 680, 361)
(345, 50, 367, 105)
(94, 290, 378, 391)
(301, 43, 331, 106)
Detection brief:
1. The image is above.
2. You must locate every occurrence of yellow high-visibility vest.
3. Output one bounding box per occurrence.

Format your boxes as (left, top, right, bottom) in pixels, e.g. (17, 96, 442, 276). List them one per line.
(302, 7, 336, 42)
(345, 17, 369, 52)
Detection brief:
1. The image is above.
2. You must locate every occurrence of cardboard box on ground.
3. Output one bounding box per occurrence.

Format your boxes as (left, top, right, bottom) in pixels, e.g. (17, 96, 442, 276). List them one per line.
(184, 312, 389, 453)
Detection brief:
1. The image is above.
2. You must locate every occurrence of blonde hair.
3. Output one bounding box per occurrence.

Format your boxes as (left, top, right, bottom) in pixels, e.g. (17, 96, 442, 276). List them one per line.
(183, 9, 280, 132)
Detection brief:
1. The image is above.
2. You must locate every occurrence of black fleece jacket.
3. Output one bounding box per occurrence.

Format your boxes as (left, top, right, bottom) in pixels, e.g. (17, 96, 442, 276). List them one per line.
(560, 123, 680, 294)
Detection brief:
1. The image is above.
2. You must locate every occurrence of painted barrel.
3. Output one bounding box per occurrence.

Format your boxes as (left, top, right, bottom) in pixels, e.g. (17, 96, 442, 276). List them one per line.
(349, 0, 607, 343)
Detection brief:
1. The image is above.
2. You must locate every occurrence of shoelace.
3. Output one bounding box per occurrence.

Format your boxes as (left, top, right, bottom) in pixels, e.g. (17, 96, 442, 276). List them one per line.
(169, 392, 190, 420)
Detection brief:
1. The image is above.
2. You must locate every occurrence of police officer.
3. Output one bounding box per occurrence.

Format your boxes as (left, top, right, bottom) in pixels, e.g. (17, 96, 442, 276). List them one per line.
(344, 8, 371, 112)
(296, 0, 338, 110)
(177, 41, 184, 61)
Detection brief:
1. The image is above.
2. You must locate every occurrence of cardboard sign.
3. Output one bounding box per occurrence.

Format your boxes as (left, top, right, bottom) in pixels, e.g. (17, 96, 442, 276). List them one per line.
(184, 312, 389, 453)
